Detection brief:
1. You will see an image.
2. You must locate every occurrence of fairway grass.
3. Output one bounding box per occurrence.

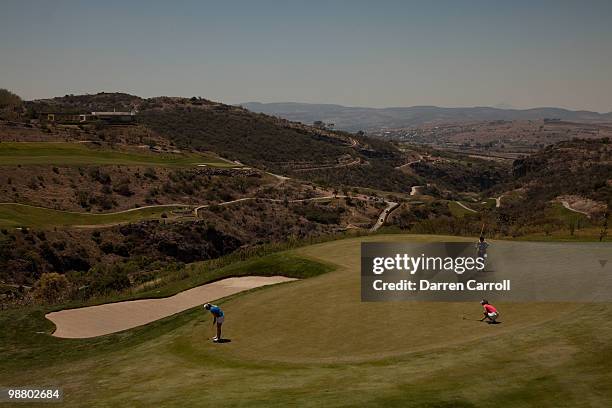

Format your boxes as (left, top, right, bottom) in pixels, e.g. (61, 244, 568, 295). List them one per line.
(0, 142, 235, 167)
(1, 234, 611, 407)
(0, 203, 192, 228)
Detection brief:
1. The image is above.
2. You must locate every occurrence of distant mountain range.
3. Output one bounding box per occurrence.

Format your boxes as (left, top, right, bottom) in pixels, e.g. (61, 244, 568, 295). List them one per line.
(242, 102, 612, 132)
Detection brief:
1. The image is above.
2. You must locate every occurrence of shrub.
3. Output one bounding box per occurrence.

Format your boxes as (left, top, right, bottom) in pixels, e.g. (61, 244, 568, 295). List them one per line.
(144, 167, 158, 180)
(88, 264, 131, 295)
(32, 273, 71, 304)
(113, 180, 133, 197)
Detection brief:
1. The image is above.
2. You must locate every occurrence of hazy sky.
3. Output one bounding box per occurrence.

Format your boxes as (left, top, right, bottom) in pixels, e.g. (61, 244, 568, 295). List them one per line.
(2, 0, 612, 111)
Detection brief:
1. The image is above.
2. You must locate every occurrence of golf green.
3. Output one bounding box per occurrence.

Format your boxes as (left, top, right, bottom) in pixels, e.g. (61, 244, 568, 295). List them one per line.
(203, 235, 584, 363)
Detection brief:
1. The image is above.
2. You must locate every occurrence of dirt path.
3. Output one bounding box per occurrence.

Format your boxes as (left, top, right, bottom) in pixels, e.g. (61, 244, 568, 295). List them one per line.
(46, 276, 296, 338)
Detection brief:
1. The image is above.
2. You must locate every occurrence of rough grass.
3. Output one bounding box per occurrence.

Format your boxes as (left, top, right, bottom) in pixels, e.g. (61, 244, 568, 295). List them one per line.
(0, 142, 235, 167)
(1, 235, 611, 407)
(0, 203, 191, 228)
(485, 197, 498, 208)
(124, 252, 336, 302)
(547, 202, 590, 225)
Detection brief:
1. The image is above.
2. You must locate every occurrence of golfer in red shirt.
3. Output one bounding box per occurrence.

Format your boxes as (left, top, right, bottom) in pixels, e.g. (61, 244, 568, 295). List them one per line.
(480, 299, 499, 323)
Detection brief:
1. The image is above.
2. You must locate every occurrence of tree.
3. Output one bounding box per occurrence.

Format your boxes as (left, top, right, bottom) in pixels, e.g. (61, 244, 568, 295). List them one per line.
(0, 88, 23, 120)
(568, 218, 577, 236)
(600, 211, 609, 242)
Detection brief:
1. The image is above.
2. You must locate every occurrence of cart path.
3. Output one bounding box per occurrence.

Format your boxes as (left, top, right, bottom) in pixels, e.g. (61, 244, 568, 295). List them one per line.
(560, 200, 590, 217)
(370, 201, 400, 232)
(46, 276, 296, 338)
(455, 201, 478, 213)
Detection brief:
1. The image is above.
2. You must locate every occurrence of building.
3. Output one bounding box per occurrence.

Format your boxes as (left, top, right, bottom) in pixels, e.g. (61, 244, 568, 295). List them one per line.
(41, 110, 136, 125)
(42, 112, 93, 123)
(91, 111, 136, 124)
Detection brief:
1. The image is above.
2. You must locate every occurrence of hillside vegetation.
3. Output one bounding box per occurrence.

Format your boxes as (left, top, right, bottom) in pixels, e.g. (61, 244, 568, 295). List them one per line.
(3, 92, 609, 306)
(139, 101, 414, 191)
(511, 138, 611, 204)
(22, 93, 415, 192)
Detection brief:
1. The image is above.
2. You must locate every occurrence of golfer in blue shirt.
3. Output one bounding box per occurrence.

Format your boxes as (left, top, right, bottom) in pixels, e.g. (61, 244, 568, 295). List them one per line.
(204, 303, 225, 342)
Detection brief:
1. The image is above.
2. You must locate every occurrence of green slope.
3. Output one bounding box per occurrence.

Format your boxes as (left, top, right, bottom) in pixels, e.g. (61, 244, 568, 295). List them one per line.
(0, 203, 191, 228)
(0, 142, 235, 167)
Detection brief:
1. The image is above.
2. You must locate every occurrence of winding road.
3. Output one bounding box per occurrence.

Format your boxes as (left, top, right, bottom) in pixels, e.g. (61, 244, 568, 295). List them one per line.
(395, 154, 424, 170)
(195, 194, 400, 233)
(370, 201, 400, 232)
(292, 158, 363, 172)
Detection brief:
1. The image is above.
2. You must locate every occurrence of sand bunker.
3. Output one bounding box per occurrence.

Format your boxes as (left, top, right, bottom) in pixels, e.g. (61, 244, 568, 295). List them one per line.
(46, 276, 296, 338)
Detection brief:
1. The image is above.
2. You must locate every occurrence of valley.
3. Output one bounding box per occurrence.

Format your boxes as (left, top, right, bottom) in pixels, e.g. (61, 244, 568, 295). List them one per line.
(1, 92, 610, 308)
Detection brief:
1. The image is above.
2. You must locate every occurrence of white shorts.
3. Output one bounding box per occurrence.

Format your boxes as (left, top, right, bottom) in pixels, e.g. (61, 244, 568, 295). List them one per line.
(487, 312, 498, 321)
(216, 316, 224, 324)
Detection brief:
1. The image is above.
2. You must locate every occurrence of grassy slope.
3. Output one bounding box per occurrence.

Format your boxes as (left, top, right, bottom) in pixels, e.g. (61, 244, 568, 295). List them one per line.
(448, 201, 475, 217)
(1, 235, 611, 407)
(547, 202, 590, 224)
(0, 142, 234, 167)
(0, 203, 192, 228)
(515, 203, 600, 241)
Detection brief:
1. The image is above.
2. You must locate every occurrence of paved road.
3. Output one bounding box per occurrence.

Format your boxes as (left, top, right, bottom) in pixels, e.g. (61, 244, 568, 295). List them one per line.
(3, 194, 395, 230)
(370, 201, 400, 232)
(265, 171, 291, 181)
(395, 154, 424, 170)
(194, 194, 401, 233)
(194, 195, 365, 216)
